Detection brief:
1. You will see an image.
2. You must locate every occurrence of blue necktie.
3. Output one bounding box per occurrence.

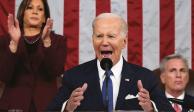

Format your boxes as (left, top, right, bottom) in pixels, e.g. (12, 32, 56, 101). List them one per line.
(102, 70, 113, 112)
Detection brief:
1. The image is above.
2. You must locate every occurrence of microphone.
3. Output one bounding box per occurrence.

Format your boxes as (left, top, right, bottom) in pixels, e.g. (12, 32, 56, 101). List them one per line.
(168, 98, 194, 109)
(100, 58, 113, 111)
(100, 58, 113, 71)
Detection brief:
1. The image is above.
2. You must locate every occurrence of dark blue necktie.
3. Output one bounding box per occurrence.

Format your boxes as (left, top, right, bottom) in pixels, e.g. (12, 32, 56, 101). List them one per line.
(102, 70, 113, 112)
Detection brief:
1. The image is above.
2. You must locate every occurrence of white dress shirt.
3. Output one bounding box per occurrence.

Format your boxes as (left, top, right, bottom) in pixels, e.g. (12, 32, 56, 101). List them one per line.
(97, 55, 123, 109)
(61, 55, 123, 111)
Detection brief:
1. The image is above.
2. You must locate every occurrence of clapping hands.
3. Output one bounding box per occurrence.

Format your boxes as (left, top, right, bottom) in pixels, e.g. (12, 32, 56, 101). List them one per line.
(8, 14, 21, 45)
(42, 18, 53, 47)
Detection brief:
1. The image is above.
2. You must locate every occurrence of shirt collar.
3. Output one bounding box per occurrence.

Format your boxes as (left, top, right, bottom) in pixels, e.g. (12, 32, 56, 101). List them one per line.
(165, 91, 185, 100)
(97, 55, 123, 80)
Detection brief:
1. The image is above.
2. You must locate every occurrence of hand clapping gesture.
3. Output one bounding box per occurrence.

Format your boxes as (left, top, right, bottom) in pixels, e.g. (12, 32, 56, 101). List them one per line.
(42, 18, 53, 47)
(7, 14, 54, 50)
(7, 14, 21, 53)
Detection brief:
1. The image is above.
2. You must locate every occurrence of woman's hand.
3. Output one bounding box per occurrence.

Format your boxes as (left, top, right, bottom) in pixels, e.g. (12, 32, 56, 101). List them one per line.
(8, 14, 21, 44)
(8, 14, 21, 53)
(42, 18, 53, 47)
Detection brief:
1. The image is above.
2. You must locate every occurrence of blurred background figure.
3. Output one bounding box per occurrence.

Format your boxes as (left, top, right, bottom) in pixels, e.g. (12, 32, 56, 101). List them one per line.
(0, 0, 66, 111)
(160, 54, 194, 112)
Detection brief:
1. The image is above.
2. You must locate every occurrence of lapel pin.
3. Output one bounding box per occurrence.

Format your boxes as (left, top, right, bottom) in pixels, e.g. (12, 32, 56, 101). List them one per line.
(125, 78, 130, 82)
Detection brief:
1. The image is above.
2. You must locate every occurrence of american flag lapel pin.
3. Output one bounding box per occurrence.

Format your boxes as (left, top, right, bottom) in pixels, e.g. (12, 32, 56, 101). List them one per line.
(125, 78, 130, 82)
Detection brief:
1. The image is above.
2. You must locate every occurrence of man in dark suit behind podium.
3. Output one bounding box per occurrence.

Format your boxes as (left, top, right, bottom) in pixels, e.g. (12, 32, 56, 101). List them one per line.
(47, 13, 174, 111)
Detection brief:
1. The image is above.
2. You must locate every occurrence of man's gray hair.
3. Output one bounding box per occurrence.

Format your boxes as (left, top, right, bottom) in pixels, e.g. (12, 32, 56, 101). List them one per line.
(160, 54, 189, 72)
(92, 13, 128, 37)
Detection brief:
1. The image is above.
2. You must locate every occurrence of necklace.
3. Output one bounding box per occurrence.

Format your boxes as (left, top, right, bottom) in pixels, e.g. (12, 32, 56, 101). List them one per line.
(23, 34, 41, 45)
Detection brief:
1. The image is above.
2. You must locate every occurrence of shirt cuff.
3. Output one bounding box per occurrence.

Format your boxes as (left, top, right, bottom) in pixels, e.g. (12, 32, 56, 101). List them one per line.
(61, 100, 68, 112)
(151, 100, 158, 112)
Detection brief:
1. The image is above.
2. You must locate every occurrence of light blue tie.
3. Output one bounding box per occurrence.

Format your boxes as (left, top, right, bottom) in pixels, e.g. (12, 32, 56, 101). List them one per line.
(102, 70, 113, 112)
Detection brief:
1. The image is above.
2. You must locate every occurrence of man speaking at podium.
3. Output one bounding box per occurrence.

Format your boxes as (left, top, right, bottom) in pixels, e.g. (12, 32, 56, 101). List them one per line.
(47, 13, 174, 112)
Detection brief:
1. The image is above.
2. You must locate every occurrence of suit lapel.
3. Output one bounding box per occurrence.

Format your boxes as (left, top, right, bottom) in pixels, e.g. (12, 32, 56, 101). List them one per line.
(182, 94, 194, 112)
(82, 59, 104, 109)
(116, 59, 138, 108)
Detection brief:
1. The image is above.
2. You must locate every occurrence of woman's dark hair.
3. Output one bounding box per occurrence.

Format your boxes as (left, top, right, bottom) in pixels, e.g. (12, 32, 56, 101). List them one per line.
(17, 0, 50, 31)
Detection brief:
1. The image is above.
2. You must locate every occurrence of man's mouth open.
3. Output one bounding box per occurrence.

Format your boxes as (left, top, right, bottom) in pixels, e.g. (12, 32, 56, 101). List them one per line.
(101, 51, 112, 58)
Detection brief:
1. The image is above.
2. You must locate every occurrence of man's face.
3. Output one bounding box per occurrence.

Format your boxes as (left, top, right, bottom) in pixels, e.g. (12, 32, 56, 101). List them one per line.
(160, 59, 189, 94)
(92, 17, 127, 65)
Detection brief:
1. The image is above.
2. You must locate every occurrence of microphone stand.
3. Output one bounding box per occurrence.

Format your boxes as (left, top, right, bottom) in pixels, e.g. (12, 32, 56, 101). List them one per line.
(105, 63, 109, 112)
(100, 58, 113, 112)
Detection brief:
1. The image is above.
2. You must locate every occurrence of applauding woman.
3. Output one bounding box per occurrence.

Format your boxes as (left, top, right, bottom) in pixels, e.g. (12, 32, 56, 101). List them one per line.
(0, 0, 66, 111)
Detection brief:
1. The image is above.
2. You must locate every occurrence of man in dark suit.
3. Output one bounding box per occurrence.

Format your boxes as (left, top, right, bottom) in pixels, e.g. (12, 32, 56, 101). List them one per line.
(47, 13, 174, 111)
(160, 54, 194, 112)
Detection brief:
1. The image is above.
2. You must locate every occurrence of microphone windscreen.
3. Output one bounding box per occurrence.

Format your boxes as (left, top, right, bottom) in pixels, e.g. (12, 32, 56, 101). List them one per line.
(100, 58, 113, 71)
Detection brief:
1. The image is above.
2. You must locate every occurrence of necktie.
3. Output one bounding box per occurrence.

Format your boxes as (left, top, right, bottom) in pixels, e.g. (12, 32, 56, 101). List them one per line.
(102, 70, 113, 112)
(173, 103, 181, 112)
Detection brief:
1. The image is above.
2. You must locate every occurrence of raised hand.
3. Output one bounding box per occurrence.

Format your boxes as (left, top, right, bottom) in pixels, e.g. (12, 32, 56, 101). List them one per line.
(7, 14, 21, 44)
(65, 83, 88, 111)
(42, 18, 53, 40)
(137, 80, 153, 112)
(41, 18, 53, 47)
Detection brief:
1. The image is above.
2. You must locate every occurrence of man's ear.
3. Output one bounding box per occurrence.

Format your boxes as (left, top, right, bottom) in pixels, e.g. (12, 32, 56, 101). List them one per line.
(160, 73, 165, 84)
(122, 37, 127, 49)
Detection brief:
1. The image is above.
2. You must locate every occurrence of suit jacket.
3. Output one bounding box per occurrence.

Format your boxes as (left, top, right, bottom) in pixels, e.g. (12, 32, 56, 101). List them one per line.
(182, 94, 194, 111)
(47, 58, 174, 111)
(0, 32, 66, 112)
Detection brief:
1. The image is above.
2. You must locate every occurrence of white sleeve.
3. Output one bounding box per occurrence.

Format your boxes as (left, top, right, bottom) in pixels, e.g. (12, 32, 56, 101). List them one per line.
(150, 100, 158, 112)
(61, 100, 68, 112)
